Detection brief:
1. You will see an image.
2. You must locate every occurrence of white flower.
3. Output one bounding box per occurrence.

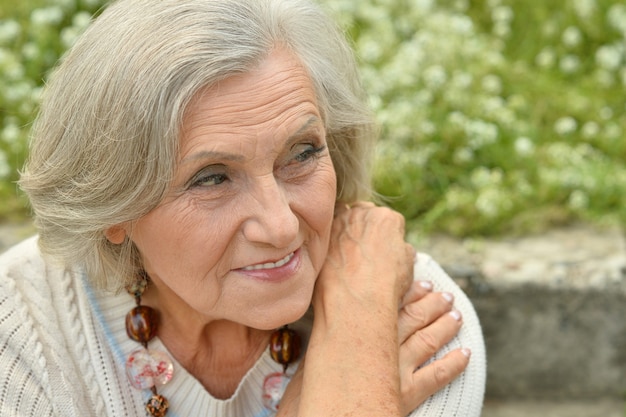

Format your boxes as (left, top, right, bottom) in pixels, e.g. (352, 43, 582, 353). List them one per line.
(4, 82, 31, 103)
(450, 15, 474, 35)
(599, 106, 613, 120)
(568, 190, 589, 210)
(448, 111, 467, 126)
(562, 26, 582, 48)
(418, 121, 436, 136)
(595, 44, 622, 71)
(554, 117, 578, 135)
(0, 20, 20, 44)
(0, 48, 25, 80)
(451, 71, 473, 89)
(604, 123, 622, 139)
(514, 136, 534, 156)
(73, 11, 93, 29)
(475, 188, 502, 218)
(559, 55, 580, 74)
(481, 74, 502, 95)
(422, 65, 447, 89)
(31, 6, 64, 27)
(1, 123, 21, 144)
(358, 37, 384, 63)
(466, 119, 499, 149)
(410, 0, 435, 13)
(471, 167, 503, 187)
(454, 147, 474, 163)
(482, 96, 505, 114)
(492, 5, 513, 23)
(607, 4, 626, 34)
(493, 21, 510, 38)
(61, 26, 82, 48)
(573, 0, 596, 19)
(452, 0, 469, 12)
(581, 121, 600, 139)
(535, 48, 556, 68)
(21, 42, 40, 60)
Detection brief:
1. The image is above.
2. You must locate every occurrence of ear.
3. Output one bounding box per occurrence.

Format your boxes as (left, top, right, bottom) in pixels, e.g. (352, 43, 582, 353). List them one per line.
(104, 224, 128, 245)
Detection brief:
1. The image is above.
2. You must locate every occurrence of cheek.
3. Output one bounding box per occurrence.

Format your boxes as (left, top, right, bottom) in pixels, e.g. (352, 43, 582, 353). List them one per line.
(131, 199, 229, 275)
(298, 163, 337, 260)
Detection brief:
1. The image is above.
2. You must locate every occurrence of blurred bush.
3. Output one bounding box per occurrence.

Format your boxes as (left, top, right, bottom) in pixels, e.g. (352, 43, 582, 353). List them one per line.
(1, 0, 625, 236)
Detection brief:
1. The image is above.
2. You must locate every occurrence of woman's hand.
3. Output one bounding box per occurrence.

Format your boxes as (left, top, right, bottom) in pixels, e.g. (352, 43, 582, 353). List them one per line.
(278, 285, 470, 417)
(295, 202, 413, 416)
(285, 203, 470, 417)
(398, 279, 471, 415)
(316, 201, 416, 307)
(279, 280, 471, 417)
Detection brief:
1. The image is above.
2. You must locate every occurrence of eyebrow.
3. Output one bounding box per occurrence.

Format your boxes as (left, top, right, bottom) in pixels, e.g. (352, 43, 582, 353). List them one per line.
(180, 116, 322, 166)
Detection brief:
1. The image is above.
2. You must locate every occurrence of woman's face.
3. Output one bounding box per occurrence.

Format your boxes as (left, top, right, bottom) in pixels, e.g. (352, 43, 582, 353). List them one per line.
(127, 48, 337, 329)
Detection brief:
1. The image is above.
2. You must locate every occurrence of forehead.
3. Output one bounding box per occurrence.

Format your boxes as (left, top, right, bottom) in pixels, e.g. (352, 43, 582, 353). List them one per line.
(181, 48, 319, 143)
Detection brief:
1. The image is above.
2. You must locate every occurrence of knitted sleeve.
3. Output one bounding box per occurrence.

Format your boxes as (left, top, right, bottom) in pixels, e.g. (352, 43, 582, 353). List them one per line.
(0, 267, 55, 417)
(0, 238, 98, 417)
(408, 253, 486, 417)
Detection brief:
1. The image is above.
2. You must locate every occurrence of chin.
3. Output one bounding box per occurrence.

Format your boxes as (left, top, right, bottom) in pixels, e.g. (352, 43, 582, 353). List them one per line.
(249, 301, 311, 330)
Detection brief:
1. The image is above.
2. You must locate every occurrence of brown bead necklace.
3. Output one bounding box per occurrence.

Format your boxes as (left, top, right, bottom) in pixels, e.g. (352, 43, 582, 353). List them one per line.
(124, 274, 301, 416)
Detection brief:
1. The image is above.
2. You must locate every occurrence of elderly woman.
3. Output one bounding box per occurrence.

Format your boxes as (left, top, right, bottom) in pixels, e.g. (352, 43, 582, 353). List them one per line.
(0, 0, 485, 416)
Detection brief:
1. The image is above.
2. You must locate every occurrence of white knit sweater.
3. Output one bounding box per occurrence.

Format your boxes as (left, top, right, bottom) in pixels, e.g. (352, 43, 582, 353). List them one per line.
(0, 236, 485, 416)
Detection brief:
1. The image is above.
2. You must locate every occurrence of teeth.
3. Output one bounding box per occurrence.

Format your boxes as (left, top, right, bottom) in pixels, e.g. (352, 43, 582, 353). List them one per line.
(242, 252, 294, 271)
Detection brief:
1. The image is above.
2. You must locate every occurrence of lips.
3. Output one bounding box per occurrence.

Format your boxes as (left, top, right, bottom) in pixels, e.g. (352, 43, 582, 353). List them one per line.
(241, 252, 295, 271)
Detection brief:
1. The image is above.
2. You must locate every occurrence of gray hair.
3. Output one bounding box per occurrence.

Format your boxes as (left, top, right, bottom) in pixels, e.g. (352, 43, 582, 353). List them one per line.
(19, 0, 376, 290)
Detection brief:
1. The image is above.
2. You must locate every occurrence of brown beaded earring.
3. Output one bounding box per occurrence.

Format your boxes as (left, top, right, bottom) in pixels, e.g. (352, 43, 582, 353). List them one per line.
(262, 325, 301, 411)
(125, 273, 173, 417)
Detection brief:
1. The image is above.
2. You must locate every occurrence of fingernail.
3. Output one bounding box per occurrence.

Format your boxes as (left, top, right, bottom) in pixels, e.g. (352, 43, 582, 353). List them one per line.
(461, 347, 472, 357)
(449, 309, 462, 321)
(442, 292, 454, 303)
(419, 280, 433, 290)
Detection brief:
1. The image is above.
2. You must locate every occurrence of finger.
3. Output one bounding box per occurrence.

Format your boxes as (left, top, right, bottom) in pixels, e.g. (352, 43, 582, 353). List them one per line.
(399, 303, 462, 368)
(398, 290, 453, 344)
(400, 348, 471, 415)
(399, 279, 433, 309)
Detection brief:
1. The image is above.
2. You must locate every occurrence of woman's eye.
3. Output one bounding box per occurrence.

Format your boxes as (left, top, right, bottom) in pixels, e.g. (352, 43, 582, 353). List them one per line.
(191, 172, 228, 188)
(293, 144, 326, 163)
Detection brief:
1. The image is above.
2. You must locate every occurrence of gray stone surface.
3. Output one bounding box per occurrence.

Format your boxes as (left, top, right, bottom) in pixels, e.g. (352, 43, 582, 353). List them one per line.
(482, 399, 625, 417)
(415, 225, 626, 404)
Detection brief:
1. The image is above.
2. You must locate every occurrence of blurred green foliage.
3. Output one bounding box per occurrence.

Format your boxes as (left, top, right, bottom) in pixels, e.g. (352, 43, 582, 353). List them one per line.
(0, 0, 625, 237)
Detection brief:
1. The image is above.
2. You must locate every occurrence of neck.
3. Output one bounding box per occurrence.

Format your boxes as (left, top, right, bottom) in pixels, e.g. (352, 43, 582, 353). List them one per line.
(142, 285, 272, 399)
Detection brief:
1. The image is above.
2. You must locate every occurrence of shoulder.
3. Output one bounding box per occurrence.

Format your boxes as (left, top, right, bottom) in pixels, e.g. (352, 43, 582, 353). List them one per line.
(0, 235, 48, 285)
(0, 235, 73, 303)
(413, 252, 453, 285)
(0, 236, 56, 414)
(0, 236, 107, 415)
(410, 252, 487, 417)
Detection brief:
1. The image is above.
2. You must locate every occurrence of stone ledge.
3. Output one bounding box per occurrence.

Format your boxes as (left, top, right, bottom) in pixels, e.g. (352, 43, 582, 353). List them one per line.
(416, 225, 626, 400)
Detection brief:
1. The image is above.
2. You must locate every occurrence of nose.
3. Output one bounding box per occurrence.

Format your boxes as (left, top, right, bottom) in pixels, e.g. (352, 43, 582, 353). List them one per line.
(241, 175, 299, 248)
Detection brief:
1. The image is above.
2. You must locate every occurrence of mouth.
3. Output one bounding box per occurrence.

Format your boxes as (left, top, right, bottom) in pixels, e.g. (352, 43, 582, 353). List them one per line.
(241, 252, 295, 271)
